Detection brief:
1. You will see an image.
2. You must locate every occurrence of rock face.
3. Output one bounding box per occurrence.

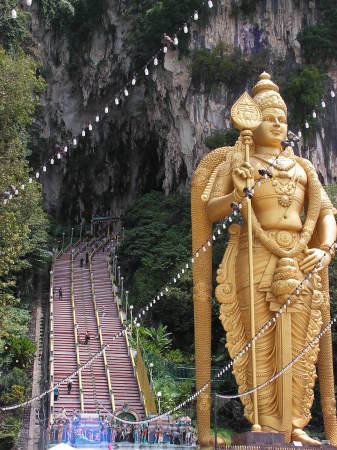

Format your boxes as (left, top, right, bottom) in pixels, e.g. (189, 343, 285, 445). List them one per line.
(31, 0, 337, 223)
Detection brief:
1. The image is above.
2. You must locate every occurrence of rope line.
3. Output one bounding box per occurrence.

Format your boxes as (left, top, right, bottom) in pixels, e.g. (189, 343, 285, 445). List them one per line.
(99, 314, 337, 424)
(1, 146, 335, 414)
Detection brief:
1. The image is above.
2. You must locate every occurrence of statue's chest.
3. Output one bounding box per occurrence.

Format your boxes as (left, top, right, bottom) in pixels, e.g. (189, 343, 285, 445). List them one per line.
(250, 157, 307, 208)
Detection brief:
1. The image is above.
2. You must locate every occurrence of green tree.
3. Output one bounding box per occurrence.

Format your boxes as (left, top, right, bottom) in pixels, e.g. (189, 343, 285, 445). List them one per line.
(120, 191, 230, 354)
(205, 129, 240, 149)
(297, 0, 337, 64)
(143, 323, 173, 352)
(0, 416, 21, 449)
(0, 47, 49, 311)
(0, 1, 27, 51)
(283, 65, 325, 129)
(191, 44, 267, 91)
(119, 192, 193, 350)
(7, 335, 36, 368)
(126, 0, 212, 63)
(0, 9, 49, 449)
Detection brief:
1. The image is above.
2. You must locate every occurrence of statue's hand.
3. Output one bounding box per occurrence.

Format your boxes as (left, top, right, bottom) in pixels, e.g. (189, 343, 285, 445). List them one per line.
(299, 248, 331, 273)
(232, 162, 254, 199)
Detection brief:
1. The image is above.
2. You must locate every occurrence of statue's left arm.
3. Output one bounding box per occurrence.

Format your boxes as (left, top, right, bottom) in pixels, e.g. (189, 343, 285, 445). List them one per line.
(315, 188, 337, 446)
(300, 187, 336, 273)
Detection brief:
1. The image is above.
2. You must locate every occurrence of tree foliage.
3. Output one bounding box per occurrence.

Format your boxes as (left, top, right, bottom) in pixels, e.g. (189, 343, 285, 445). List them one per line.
(126, 0, 212, 63)
(297, 0, 337, 64)
(119, 191, 229, 355)
(283, 65, 326, 129)
(230, 0, 259, 17)
(0, 48, 49, 310)
(119, 191, 193, 350)
(0, 44, 49, 447)
(205, 129, 240, 149)
(0, 1, 27, 51)
(191, 44, 267, 91)
(143, 323, 173, 352)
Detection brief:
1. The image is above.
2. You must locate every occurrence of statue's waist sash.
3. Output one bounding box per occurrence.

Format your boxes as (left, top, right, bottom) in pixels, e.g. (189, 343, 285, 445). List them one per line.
(239, 228, 301, 250)
(236, 229, 307, 294)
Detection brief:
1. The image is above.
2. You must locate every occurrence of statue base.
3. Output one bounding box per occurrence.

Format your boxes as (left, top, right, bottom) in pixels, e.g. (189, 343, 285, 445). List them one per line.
(231, 432, 286, 446)
(226, 431, 336, 449)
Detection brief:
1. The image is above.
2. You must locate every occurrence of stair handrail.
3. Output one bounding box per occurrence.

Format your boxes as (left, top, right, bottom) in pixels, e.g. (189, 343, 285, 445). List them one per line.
(89, 248, 115, 412)
(49, 268, 55, 425)
(71, 253, 85, 413)
(106, 249, 156, 417)
(67, 238, 82, 253)
(134, 345, 157, 416)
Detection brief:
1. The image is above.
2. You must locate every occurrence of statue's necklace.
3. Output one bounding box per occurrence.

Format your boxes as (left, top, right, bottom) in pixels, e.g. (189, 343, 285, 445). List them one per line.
(272, 167, 298, 208)
(241, 157, 321, 258)
(254, 154, 297, 207)
(253, 153, 296, 171)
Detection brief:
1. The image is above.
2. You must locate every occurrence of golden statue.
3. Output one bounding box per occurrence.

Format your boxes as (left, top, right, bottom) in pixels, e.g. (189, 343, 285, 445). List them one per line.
(191, 72, 337, 446)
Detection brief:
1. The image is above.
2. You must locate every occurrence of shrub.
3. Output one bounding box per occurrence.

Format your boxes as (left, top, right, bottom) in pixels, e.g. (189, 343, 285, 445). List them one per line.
(191, 44, 267, 91)
(166, 348, 184, 363)
(297, 0, 337, 64)
(205, 129, 240, 149)
(0, 416, 21, 449)
(126, 0, 213, 63)
(7, 335, 36, 368)
(36, 0, 108, 74)
(0, 1, 27, 51)
(0, 367, 30, 395)
(230, 0, 259, 17)
(1, 384, 25, 407)
(283, 65, 325, 128)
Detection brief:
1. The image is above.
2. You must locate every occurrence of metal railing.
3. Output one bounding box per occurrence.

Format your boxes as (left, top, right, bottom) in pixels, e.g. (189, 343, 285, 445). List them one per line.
(71, 253, 85, 413)
(49, 269, 54, 425)
(106, 248, 157, 417)
(89, 244, 115, 412)
(135, 346, 157, 416)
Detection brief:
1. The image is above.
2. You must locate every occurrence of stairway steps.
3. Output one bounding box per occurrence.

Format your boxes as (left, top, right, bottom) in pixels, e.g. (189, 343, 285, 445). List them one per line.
(91, 252, 144, 418)
(52, 243, 145, 419)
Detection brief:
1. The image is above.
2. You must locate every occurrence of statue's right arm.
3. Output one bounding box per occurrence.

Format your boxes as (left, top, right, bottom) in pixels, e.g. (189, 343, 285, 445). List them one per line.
(206, 164, 235, 222)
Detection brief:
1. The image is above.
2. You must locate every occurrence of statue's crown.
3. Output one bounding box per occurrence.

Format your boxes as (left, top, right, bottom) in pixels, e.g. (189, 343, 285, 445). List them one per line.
(252, 72, 287, 115)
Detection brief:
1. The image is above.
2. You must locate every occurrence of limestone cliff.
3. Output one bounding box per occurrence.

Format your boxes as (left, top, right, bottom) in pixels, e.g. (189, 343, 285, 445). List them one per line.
(30, 0, 337, 222)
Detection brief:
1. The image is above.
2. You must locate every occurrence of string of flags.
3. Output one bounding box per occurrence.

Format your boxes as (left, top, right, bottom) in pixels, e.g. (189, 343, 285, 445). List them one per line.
(3, 0, 215, 208)
(2, 235, 336, 415)
(3, 144, 337, 414)
(6, 0, 337, 208)
(100, 311, 337, 424)
(304, 89, 336, 130)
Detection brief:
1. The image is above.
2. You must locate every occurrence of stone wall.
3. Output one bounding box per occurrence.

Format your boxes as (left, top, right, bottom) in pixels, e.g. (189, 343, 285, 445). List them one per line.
(30, 0, 337, 222)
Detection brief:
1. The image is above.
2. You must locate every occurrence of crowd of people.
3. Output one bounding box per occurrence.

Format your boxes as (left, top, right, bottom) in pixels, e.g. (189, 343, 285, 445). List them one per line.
(48, 411, 196, 447)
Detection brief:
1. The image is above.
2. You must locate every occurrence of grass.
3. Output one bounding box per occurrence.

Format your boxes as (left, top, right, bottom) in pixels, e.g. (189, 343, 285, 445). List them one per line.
(211, 425, 234, 444)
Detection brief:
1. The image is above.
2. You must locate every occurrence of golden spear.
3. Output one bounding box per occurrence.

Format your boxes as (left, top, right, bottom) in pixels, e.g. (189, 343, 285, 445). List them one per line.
(231, 92, 262, 431)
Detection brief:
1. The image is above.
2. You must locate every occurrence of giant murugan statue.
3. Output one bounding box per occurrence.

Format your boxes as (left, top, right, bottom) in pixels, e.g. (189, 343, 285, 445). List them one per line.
(192, 73, 337, 446)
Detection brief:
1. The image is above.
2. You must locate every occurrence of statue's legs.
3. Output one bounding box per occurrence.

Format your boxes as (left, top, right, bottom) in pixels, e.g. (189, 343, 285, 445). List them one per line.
(236, 244, 323, 440)
(291, 268, 322, 435)
(236, 244, 281, 430)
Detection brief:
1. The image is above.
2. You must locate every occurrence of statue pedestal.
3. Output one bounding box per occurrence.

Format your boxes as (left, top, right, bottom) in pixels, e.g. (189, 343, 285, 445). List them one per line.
(228, 432, 336, 448)
(231, 432, 286, 446)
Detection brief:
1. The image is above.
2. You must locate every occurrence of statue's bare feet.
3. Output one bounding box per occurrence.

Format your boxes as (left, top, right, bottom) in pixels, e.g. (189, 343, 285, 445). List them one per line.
(291, 428, 321, 446)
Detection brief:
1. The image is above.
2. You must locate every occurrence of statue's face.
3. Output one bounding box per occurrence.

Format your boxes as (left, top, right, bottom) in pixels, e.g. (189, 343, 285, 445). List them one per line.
(253, 107, 287, 147)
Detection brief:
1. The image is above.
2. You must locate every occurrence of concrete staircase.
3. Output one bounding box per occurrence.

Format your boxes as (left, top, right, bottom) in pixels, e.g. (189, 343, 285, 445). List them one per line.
(92, 250, 144, 419)
(73, 254, 111, 413)
(53, 252, 81, 415)
(51, 244, 144, 420)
